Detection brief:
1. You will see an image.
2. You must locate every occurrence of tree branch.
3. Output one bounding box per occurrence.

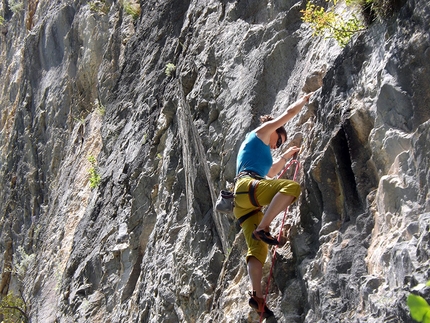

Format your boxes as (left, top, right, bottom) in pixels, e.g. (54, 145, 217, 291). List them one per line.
(1, 305, 29, 322)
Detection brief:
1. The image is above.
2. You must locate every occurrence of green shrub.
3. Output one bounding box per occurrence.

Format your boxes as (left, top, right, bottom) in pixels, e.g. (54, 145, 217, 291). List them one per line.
(13, 246, 35, 281)
(165, 63, 176, 77)
(408, 282, 430, 323)
(89, 0, 110, 14)
(8, 0, 24, 14)
(301, 0, 366, 47)
(122, 0, 141, 20)
(301, 0, 405, 46)
(95, 100, 106, 116)
(0, 292, 28, 323)
(88, 155, 101, 189)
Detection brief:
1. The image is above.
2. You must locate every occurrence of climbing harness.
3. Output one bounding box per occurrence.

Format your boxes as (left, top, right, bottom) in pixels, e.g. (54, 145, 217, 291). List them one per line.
(216, 173, 261, 214)
(248, 179, 261, 208)
(234, 171, 264, 225)
(259, 153, 301, 322)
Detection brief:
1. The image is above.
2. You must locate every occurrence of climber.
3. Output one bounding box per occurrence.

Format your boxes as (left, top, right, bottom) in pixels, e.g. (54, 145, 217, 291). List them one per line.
(233, 92, 312, 318)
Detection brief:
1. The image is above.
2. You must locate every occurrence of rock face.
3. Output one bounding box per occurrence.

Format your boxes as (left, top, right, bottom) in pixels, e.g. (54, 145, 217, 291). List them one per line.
(0, 0, 429, 322)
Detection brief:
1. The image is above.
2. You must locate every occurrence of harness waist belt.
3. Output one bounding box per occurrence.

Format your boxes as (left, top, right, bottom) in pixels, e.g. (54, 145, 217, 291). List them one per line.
(235, 171, 264, 181)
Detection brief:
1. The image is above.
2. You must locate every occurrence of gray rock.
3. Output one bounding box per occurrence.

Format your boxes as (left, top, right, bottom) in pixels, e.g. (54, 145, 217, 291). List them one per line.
(0, 0, 428, 322)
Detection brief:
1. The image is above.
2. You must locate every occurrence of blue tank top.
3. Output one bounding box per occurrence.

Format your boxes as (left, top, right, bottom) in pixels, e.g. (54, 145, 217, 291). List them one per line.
(236, 131, 272, 177)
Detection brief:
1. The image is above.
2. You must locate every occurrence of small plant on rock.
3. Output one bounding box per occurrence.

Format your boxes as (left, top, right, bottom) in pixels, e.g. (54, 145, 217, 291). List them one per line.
(122, 0, 141, 20)
(88, 155, 101, 189)
(95, 99, 106, 116)
(89, 0, 110, 14)
(8, 0, 24, 14)
(301, 0, 366, 47)
(13, 246, 35, 281)
(165, 63, 176, 77)
(408, 281, 430, 323)
(0, 292, 28, 323)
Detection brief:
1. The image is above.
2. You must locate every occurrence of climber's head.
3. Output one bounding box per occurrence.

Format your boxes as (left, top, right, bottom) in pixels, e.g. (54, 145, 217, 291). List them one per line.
(276, 127, 287, 147)
(260, 115, 287, 149)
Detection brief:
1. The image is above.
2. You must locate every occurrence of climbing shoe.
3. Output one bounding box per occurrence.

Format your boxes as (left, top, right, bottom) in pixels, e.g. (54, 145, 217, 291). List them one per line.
(252, 229, 279, 245)
(248, 291, 274, 318)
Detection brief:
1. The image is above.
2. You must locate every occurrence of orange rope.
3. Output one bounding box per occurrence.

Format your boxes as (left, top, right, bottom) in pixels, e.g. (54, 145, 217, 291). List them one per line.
(259, 156, 301, 322)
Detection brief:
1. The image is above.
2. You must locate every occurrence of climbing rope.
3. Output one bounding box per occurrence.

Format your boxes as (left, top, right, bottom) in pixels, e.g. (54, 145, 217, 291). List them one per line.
(259, 153, 301, 322)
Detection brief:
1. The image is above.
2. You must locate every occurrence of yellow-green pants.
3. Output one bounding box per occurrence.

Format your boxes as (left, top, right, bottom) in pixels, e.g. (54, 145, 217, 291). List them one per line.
(233, 176, 301, 264)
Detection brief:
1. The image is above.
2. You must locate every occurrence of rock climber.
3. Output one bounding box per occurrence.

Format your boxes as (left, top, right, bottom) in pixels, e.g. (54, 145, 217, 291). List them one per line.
(233, 92, 313, 318)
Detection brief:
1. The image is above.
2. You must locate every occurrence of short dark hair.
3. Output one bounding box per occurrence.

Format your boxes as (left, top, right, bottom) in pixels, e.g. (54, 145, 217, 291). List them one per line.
(276, 126, 287, 141)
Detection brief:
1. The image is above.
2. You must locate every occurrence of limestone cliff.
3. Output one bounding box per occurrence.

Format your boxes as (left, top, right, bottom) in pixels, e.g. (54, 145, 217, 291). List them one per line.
(0, 0, 429, 322)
